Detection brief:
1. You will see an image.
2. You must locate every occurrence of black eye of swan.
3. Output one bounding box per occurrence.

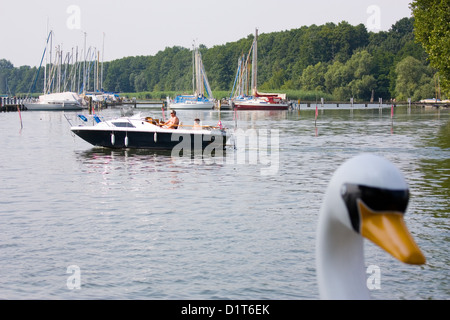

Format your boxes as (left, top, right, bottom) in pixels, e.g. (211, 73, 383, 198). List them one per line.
(341, 183, 409, 232)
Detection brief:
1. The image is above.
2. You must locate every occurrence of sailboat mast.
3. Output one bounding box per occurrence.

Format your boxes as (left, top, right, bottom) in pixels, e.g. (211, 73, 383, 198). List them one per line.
(192, 42, 195, 95)
(96, 50, 100, 92)
(57, 45, 61, 93)
(49, 33, 53, 93)
(101, 32, 105, 92)
(44, 31, 48, 94)
(44, 20, 49, 94)
(197, 50, 203, 96)
(196, 47, 201, 96)
(83, 32, 87, 95)
(44, 31, 52, 94)
(251, 28, 258, 96)
(196, 49, 199, 96)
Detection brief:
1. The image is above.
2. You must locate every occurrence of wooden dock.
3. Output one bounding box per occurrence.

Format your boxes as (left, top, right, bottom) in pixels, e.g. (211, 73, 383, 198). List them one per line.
(414, 101, 450, 109)
(1, 96, 447, 112)
(290, 100, 449, 109)
(1, 97, 27, 112)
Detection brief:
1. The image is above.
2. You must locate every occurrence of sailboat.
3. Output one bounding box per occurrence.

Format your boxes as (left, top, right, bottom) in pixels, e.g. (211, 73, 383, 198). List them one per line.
(167, 44, 215, 110)
(25, 92, 85, 111)
(25, 31, 86, 111)
(230, 29, 289, 111)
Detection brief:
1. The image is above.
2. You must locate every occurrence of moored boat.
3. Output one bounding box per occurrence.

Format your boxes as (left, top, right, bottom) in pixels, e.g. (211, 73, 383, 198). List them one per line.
(168, 44, 215, 110)
(24, 92, 86, 111)
(25, 31, 88, 111)
(232, 93, 289, 110)
(230, 29, 290, 111)
(167, 94, 214, 110)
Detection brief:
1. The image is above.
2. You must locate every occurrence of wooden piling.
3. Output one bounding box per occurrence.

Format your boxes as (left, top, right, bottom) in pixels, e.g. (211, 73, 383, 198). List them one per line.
(1, 97, 26, 112)
(88, 97, 93, 114)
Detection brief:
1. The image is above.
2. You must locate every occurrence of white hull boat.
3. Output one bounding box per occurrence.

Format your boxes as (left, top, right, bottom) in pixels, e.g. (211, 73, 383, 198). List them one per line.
(168, 44, 215, 110)
(230, 29, 290, 111)
(168, 96, 214, 110)
(25, 92, 86, 111)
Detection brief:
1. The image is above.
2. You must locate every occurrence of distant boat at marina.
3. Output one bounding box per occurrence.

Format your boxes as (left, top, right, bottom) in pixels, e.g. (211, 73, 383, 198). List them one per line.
(24, 92, 85, 111)
(25, 31, 86, 111)
(167, 44, 215, 110)
(230, 29, 289, 111)
(232, 93, 289, 111)
(167, 94, 214, 110)
(25, 30, 106, 111)
(86, 91, 120, 105)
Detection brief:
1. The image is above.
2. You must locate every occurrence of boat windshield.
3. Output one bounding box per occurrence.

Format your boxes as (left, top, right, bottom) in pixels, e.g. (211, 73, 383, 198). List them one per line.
(112, 122, 135, 128)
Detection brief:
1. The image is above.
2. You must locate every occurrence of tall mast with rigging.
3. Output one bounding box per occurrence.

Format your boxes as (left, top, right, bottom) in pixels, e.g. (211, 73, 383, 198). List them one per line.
(192, 41, 195, 95)
(251, 28, 258, 96)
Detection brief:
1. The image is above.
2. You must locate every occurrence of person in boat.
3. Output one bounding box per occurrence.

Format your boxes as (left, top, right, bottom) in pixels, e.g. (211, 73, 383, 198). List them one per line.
(193, 118, 202, 129)
(163, 110, 179, 129)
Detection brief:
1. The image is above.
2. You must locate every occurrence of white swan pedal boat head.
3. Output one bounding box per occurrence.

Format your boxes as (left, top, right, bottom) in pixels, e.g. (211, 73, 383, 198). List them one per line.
(316, 154, 426, 300)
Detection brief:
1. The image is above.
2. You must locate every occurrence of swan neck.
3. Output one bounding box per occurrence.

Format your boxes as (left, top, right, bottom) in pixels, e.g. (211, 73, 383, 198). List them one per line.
(317, 215, 370, 300)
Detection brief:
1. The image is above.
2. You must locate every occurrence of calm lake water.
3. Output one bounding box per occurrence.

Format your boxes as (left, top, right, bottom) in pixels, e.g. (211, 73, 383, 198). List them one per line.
(0, 104, 448, 300)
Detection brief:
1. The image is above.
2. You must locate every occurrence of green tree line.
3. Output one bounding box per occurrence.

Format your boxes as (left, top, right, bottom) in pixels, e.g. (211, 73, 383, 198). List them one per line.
(0, 17, 445, 101)
(410, 0, 449, 98)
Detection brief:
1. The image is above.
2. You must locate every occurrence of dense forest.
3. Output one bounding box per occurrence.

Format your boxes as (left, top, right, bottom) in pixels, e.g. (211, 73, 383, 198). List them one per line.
(0, 17, 443, 102)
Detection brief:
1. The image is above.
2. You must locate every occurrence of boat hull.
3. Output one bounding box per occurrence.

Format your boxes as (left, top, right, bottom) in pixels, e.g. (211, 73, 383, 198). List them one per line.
(71, 127, 227, 150)
(25, 92, 86, 111)
(168, 102, 214, 110)
(24, 103, 84, 111)
(233, 103, 289, 111)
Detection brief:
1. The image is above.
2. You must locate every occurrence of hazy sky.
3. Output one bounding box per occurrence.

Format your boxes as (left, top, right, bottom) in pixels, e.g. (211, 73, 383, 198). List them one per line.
(0, 0, 413, 67)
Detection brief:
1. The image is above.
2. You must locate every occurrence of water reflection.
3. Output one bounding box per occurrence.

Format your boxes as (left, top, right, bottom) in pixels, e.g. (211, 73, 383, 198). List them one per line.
(75, 147, 230, 174)
(418, 118, 450, 217)
(2, 104, 449, 300)
(75, 148, 184, 187)
(432, 117, 450, 149)
(77, 147, 174, 160)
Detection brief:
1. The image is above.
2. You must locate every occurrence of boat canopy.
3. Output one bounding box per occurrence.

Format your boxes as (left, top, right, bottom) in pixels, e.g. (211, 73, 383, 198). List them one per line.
(39, 92, 83, 104)
(256, 92, 287, 100)
(173, 94, 211, 104)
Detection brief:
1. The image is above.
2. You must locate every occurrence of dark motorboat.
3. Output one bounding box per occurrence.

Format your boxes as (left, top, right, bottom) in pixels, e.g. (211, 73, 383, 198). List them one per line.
(70, 114, 228, 151)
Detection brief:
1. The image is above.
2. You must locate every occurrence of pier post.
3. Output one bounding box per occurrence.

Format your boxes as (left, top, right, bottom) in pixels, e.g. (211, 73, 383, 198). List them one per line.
(89, 97, 93, 114)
